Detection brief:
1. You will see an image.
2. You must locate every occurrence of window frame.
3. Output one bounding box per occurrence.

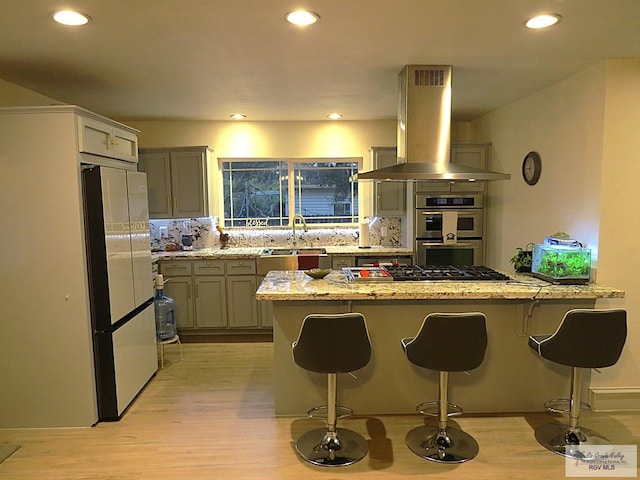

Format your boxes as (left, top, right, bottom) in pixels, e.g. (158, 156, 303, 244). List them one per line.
(219, 157, 362, 228)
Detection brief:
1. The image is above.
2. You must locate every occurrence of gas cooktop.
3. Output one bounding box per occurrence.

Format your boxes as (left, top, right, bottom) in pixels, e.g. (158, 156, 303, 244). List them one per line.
(384, 265, 511, 281)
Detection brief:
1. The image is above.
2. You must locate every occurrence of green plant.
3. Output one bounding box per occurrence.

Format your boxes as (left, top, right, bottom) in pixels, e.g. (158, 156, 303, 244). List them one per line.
(510, 243, 534, 272)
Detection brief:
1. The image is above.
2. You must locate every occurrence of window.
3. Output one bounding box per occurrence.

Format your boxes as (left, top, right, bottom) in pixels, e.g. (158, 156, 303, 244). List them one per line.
(222, 159, 360, 227)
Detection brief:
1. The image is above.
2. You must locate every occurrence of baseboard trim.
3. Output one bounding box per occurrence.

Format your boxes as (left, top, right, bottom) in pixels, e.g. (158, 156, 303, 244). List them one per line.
(178, 331, 273, 343)
(589, 387, 640, 412)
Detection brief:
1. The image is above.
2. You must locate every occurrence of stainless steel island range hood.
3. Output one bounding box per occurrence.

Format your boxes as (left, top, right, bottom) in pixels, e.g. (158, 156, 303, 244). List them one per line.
(358, 65, 510, 182)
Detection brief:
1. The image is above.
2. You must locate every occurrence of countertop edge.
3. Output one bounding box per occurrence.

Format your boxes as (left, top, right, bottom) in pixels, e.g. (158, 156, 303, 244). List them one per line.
(255, 271, 625, 301)
(152, 246, 414, 260)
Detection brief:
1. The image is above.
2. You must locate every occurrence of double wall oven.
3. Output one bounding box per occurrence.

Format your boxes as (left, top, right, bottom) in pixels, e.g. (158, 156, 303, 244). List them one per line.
(414, 193, 485, 266)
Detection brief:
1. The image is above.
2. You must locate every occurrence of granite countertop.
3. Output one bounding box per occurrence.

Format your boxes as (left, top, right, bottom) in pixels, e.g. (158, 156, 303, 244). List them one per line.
(152, 245, 414, 261)
(255, 270, 625, 301)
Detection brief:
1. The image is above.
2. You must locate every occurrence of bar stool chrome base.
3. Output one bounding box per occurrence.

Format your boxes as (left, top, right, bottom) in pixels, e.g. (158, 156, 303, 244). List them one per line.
(535, 422, 611, 459)
(295, 427, 368, 467)
(405, 425, 480, 463)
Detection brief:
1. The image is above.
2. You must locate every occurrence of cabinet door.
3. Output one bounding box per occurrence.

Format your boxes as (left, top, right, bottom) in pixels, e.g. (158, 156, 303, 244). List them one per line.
(111, 128, 138, 163)
(139, 152, 172, 218)
(195, 277, 227, 328)
(162, 277, 194, 329)
(77, 116, 138, 162)
(451, 144, 488, 193)
(226, 276, 258, 328)
(78, 116, 114, 159)
(372, 147, 406, 216)
(257, 275, 273, 328)
(170, 151, 207, 218)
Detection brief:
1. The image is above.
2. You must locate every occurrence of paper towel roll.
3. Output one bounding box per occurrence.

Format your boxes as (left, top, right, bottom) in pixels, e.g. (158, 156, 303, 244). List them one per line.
(359, 220, 370, 248)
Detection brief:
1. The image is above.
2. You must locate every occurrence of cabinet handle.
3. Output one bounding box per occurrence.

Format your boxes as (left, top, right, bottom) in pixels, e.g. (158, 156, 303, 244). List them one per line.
(173, 197, 177, 211)
(195, 284, 199, 298)
(187, 284, 192, 299)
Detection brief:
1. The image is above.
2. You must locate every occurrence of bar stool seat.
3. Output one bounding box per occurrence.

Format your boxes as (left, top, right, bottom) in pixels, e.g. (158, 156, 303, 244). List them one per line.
(528, 308, 627, 458)
(292, 312, 372, 467)
(401, 312, 487, 464)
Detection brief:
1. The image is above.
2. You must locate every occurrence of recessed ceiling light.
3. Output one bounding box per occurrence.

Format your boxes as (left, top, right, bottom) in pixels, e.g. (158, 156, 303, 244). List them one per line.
(52, 10, 91, 26)
(525, 13, 562, 29)
(327, 113, 343, 120)
(229, 114, 246, 120)
(285, 10, 320, 26)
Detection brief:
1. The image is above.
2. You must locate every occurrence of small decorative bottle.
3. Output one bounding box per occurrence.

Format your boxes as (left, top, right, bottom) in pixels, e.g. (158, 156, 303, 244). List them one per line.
(153, 274, 177, 341)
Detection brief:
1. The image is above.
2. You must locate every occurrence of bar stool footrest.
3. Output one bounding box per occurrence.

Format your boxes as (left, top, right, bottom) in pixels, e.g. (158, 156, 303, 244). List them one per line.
(307, 405, 354, 420)
(544, 397, 592, 415)
(416, 400, 463, 417)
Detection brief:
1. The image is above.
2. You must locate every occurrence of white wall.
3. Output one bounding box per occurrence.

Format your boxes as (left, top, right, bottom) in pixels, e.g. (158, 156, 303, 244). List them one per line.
(0, 77, 61, 106)
(473, 60, 639, 391)
(473, 63, 607, 270)
(596, 59, 640, 389)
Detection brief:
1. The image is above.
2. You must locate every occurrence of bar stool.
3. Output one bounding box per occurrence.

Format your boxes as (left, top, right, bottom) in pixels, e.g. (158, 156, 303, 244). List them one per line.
(528, 308, 627, 458)
(401, 312, 487, 463)
(292, 312, 372, 467)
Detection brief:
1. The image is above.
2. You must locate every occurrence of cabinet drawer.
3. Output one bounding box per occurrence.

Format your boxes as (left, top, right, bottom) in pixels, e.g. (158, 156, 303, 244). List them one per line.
(194, 260, 225, 276)
(331, 256, 355, 269)
(77, 116, 138, 163)
(225, 259, 256, 275)
(160, 261, 193, 276)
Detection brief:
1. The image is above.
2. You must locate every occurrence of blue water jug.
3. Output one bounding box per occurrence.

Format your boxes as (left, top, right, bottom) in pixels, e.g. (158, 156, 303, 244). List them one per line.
(154, 274, 177, 341)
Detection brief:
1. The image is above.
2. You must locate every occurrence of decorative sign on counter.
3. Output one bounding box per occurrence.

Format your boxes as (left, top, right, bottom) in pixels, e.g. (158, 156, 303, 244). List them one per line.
(343, 266, 393, 282)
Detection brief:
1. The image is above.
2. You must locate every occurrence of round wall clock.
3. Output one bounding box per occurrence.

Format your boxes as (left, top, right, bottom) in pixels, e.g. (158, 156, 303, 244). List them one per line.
(522, 151, 542, 185)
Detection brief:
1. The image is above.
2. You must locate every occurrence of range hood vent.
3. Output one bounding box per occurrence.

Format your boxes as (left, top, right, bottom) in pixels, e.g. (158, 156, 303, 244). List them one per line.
(358, 65, 510, 182)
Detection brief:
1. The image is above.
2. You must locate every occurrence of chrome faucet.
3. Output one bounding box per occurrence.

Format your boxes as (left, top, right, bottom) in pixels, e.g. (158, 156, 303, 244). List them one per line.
(292, 213, 308, 248)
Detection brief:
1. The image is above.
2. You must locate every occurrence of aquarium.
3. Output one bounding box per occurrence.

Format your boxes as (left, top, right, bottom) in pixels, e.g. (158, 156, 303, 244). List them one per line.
(531, 243, 591, 284)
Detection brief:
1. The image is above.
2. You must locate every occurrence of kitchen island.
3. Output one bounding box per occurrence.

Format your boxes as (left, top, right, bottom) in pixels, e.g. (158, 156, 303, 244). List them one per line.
(256, 270, 624, 416)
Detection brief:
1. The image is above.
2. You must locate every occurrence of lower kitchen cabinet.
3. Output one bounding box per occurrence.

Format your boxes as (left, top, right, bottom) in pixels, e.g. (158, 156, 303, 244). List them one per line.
(159, 261, 195, 329)
(159, 258, 264, 333)
(194, 276, 227, 328)
(226, 276, 258, 328)
(257, 275, 273, 328)
(163, 276, 194, 329)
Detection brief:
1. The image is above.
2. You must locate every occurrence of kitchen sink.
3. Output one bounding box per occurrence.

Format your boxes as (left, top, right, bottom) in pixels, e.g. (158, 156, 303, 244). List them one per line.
(261, 247, 327, 256)
(294, 248, 327, 255)
(257, 247, 330, 274)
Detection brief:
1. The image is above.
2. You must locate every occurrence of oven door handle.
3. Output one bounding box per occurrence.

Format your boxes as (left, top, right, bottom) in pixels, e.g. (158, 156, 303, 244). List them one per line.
(418, 241, 476, 247)
(418, 211, 445, 216)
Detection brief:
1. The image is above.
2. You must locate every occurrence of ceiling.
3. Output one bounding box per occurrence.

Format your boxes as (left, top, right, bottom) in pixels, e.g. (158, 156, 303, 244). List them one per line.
(1, 0, 639, 122)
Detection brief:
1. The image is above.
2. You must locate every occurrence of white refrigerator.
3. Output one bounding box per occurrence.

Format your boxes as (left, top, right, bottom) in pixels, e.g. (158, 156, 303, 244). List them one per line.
(82, 166, 157, 421)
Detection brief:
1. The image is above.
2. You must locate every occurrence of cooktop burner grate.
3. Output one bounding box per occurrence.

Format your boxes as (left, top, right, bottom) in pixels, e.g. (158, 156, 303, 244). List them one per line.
(385, 265, 511, 281)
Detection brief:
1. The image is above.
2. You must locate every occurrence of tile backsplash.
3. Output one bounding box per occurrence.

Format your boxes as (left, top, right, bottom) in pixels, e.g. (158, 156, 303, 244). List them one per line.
(150, 216, 403, 250)
(150, 217, 215, 251)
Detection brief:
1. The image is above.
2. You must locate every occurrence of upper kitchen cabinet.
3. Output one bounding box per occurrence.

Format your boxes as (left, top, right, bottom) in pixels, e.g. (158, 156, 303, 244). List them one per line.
(138, 146, 213, 219)
(416, 143, 490, 193)
(371, 146, 406, 216)
(77, 115, 138, 163)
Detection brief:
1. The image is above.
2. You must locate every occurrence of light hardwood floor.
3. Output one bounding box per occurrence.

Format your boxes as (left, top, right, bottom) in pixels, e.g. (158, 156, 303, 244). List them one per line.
(1, 343, 638, 479)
